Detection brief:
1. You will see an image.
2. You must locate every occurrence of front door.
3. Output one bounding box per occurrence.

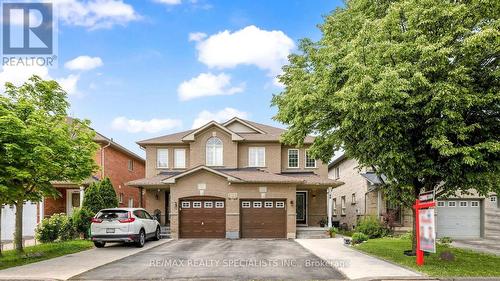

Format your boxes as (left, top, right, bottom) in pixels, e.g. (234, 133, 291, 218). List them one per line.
(66, 189, 81, 215)
(296, 191, 307, 225)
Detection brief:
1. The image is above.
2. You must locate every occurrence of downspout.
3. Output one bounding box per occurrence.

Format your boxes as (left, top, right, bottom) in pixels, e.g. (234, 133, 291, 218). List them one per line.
(101, 140, 112, 179)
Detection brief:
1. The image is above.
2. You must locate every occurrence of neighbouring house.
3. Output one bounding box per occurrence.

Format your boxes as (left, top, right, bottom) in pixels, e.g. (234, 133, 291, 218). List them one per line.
(328, 154, 499, 239)
(127, 117, 342, 239)
(41, 131, 146, 219)
(2, 128, 145, 242)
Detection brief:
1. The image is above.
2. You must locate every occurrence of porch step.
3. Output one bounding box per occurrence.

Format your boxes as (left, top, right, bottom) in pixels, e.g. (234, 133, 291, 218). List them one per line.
(296, 227, 330, 239)
(160, 226, 171, 238)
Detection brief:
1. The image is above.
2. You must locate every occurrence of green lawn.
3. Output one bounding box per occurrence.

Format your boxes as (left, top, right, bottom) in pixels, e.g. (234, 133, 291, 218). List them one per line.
(355, 237, 500, 277)
(0, 240, 93, 270)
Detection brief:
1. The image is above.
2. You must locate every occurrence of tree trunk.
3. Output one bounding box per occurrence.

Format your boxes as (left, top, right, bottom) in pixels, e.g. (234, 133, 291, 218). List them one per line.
(14, 199, 24, 253)
(411, 181, 422, 254)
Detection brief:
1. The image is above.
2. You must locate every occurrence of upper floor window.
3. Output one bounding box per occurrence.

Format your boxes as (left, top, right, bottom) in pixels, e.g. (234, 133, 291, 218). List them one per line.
(206, 137, 223, 166)
(333, 167, 340, 179)
(288, 149, 299, 168)
(351, 193, 356, 204)
(341, 196, 346, 215)
(305, 150, 316, 168)
(128, 159, 134, 171)
(157, 148, 168, 168)
(174, 148, 186, 169)
(248, 147, 265, 167)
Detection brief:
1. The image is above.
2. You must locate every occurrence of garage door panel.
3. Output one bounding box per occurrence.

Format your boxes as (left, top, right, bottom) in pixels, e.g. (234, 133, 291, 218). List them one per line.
(241, 199, 286, 238)
(437, 200, 481, 239)
(180, 199, 225, 238)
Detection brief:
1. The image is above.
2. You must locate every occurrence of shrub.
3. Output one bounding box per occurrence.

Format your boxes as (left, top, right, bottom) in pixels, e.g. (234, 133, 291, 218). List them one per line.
(440, 236, 453, 245)
(35, 213, 76, 243)
(329, 227, 336, 238)
(72, 208, 94, 238)
(356, 216, 388, 238)
(351, 232, 369, 244)
(82, 182, 103, 214)
(399, 230, 413, 240)
(99, 177, 118, 209)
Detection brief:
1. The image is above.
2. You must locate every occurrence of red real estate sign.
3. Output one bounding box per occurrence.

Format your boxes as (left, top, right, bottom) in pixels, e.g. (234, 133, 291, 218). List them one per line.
(419, 208, 436, 253)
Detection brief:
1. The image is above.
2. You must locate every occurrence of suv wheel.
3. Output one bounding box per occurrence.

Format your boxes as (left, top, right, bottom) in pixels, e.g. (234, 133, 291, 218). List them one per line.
(136, 229, 145, 248)
(153, 226, 161, 241)
(94, 241, 105, 248)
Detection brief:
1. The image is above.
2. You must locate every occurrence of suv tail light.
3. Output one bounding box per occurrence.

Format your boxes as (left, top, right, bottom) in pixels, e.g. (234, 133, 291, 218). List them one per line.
(119, 211, 135, 223)
(91, 218, 102, 223)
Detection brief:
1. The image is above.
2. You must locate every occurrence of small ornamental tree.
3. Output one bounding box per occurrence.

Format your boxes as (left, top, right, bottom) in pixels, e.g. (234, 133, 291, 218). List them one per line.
(99, 178, 118, 209)
(272, 0, 500, 252)
(0, 76, 98, 253)
(82, 182, 103, 214)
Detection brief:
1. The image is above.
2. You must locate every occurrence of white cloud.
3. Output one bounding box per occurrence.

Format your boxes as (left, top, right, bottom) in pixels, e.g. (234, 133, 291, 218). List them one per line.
(0, 64, 80, 96)
(111, 117, 182, 133)
(178, 72, 244, 101)
(56, 0, 139, 30)
(65, 56, 103, 71)
(153, 0, 182, 5)
(192, 108, 248, 128)
(188, 32, 207, 42)
(194, 25, 295, 77)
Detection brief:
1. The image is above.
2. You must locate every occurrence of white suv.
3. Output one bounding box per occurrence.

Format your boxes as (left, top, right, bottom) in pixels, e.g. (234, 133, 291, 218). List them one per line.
(90, 208, 161, 248)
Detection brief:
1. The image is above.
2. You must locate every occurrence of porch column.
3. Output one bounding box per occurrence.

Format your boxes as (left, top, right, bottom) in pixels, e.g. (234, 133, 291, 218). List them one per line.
(327, 187, 333, 228)
(79, 186, 84, 206)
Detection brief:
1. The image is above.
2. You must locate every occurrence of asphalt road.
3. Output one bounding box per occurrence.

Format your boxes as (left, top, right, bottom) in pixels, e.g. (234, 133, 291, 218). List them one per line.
(71, 239, 346, 280)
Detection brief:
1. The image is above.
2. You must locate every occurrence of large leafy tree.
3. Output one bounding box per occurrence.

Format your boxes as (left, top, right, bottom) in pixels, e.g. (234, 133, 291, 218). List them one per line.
(273, 0, 499, 250)
(0, 76, 98, 253)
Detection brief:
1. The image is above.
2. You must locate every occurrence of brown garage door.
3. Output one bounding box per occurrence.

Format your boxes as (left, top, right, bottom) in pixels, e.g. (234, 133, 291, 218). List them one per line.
(179, 198, 225, 238)
(240, 199, 286, 238)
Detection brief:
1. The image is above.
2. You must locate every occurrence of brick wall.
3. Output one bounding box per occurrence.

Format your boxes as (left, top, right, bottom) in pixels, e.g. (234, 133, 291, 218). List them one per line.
(44, 188, 67, 217)
(100, 144, 145, 208)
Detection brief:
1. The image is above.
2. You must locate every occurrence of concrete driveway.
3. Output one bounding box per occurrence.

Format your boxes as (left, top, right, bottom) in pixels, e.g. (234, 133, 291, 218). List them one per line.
(72, 239, 346, 280)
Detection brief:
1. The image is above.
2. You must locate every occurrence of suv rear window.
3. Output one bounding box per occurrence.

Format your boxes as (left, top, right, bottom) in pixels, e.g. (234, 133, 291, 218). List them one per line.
(97, 210, 129, 220)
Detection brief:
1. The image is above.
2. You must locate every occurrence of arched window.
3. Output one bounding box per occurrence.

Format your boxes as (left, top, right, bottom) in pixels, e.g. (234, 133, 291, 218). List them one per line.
(206, 137, 223, 166)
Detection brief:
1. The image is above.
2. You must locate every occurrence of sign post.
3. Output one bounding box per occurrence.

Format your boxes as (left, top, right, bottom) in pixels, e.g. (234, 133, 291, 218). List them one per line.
(413, 191, 436, 266)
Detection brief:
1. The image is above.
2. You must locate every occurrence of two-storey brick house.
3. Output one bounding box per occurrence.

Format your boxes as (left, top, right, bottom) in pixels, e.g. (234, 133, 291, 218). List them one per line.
(127, 117, 342, 239)
(41, 131, 145, 219)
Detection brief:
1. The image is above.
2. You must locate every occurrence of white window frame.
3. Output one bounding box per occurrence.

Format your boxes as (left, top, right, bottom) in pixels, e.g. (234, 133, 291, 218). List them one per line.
(288, 149, 299, 168)
(490, 196, 497, 202)
(248, 147, 266, 167)
(157, 148, 169, 168)
(242, 201, 251, 208)
(128, 159, 134, 171)
(341, 196, 346, 215)
(351, 193, 356, 204)
(253, 201, 262, 208)
(471, 201, 479, 207)
(128, 197, 134, 208)
(215, 201, 224, 208)
(276, 201, 285, 208)
(305, 149, 316, 168)
(204, 201, 213, 208)
(206, 137, 223, 166)
(192, 201, 202, 208)
(448, 201, 456, 207)
(459, 201, 468, 207)
(333, 167, 340, 179)
(181, 201, 190, 208)
(333, 199, 337, 216)
(264, 201, 273, 208)
(119, 193, 124, 204)
(437, 201, 445, 207)
(174, 148, 186, 169)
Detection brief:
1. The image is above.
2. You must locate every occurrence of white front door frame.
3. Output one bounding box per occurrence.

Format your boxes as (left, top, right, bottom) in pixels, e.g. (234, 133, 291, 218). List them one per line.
(66, 189, 81, 215)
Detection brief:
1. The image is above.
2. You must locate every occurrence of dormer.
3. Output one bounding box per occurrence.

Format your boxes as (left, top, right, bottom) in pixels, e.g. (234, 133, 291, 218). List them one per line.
(223, 117, 266, 134)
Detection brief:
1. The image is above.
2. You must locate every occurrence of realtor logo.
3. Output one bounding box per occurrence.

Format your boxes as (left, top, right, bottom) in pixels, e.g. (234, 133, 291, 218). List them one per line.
(2, 2, 57, 67)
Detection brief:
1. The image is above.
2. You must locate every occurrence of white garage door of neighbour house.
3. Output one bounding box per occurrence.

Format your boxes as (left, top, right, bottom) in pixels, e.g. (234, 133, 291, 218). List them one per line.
(436, 199, 481, 239)
(1, 202, 38, 241)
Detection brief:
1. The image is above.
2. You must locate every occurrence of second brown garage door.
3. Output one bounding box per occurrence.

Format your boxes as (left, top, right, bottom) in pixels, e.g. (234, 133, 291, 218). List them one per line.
(240, 199, 286, 238)
(179, 197, 225, 238)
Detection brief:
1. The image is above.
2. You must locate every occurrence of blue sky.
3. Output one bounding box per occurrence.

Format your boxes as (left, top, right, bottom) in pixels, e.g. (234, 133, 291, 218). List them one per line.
(1, 0, 343, 156)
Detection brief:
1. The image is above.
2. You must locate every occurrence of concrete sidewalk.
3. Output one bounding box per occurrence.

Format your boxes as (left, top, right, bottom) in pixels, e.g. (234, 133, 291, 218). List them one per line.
(0, 239, 171, 280)
(296, 238, 422, 280)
